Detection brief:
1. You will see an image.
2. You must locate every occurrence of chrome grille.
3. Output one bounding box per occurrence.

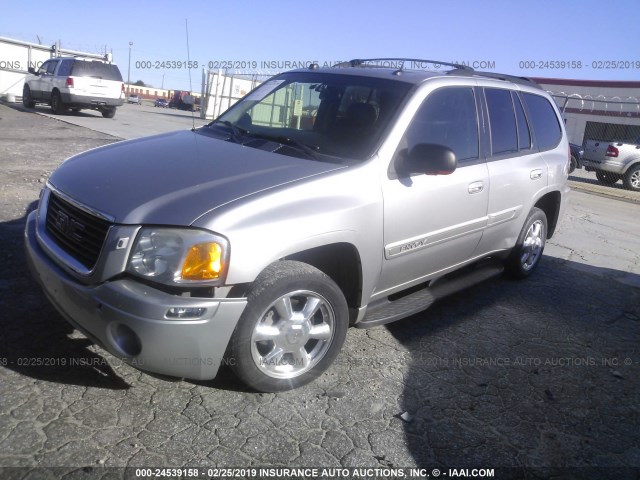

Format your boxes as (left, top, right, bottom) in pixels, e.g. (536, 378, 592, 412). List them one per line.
(45, 193, 111, 270)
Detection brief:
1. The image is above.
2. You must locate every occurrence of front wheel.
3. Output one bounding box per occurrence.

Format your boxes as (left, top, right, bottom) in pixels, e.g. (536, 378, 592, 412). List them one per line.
(595, 170, 619, 186)
(22, 85, 35, 108)
(623, 164, 640, 192)
(505, 207, 547, 279)
(227, 261, 348, 392)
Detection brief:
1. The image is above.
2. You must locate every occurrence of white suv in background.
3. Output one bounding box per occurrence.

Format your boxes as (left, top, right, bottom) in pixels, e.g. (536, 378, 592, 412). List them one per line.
(23, 58, 125, 118)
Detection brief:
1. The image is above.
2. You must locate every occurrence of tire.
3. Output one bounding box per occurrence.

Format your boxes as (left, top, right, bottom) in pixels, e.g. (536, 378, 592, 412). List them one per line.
(102, 107, 116, 118)
(227, 261, 348, 392)
(50, 91, 67, 114)
(22, 85, 35, 108)
(595, 170, 619, 186)
(569, 155, 577, 174)
(505, 207, 547, 279)
(622, 164, 640, 192)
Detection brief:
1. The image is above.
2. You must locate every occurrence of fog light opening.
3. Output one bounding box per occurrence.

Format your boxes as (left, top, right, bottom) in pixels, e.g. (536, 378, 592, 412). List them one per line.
(166, 307, 207, 319)
(112, 324, 142, 357)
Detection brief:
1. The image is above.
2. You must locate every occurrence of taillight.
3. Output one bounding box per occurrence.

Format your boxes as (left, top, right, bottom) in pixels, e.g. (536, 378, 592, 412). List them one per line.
(65, 77, 74, 88)
(605, 145, 619, 157)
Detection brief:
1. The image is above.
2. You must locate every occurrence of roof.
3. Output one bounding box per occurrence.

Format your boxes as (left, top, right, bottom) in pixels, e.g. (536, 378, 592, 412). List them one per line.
(288, 58, 542, 89)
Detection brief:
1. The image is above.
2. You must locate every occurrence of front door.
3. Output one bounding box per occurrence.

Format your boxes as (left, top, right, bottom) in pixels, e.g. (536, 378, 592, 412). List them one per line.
(378, 86, 489, 298)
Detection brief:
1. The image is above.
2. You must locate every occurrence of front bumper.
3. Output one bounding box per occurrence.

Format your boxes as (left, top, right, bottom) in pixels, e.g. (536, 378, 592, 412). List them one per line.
(25, 211, 246, 380)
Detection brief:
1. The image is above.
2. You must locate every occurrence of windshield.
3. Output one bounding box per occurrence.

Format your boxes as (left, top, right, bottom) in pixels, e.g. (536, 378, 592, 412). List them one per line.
(210, 72, 412, 161)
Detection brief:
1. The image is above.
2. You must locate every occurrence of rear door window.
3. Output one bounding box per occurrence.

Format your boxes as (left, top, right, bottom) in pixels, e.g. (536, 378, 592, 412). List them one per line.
(46, 60, 58, 75)
(485, 88, 517, 155)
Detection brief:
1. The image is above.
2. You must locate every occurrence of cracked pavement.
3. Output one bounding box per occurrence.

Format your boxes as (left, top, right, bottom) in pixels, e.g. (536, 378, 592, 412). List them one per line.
(0, 103, 638, 477)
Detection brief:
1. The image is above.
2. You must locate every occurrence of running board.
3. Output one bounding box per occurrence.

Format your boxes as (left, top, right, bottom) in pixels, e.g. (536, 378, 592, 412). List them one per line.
(356, 262, 504, 328)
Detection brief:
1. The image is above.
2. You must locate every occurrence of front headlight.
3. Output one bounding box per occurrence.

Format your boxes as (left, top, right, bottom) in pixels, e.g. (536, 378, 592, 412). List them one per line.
(127, 228, 229, 286)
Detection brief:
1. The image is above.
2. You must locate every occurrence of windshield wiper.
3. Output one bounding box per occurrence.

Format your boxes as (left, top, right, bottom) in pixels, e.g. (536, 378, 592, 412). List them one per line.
(211, 120, 248, 144)
(247, 133, 320, 160)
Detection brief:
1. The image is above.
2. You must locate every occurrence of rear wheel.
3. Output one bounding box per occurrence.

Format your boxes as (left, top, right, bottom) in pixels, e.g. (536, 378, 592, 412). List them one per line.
(22, 85, 35, 108)
(595, 170, 619, 186)
(101, 107, 116, 118)
(623, 164, 640, 192)
(505, 207, 547, 279)
(50, 91, 67, 114)
(227, 261, 348, 392)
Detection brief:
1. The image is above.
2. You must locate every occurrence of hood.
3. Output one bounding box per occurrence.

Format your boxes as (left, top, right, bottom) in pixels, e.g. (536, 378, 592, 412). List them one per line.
(49, 130, 344, 225)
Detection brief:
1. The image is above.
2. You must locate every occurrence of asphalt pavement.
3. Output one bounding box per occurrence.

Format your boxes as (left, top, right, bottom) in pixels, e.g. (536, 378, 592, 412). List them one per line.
(0, 102, 638, 479)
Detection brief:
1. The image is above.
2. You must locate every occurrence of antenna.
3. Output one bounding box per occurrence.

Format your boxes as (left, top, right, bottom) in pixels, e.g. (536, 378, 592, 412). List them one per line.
(185, 18, 196, 131)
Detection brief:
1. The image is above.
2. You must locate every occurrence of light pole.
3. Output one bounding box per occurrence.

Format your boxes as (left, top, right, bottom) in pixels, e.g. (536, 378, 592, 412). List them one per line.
(127, 41, 133, 96)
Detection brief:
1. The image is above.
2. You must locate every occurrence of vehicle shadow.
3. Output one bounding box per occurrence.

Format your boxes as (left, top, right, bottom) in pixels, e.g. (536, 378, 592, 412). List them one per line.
(0, 202, 129, 389)
(387, 257, 640, 471)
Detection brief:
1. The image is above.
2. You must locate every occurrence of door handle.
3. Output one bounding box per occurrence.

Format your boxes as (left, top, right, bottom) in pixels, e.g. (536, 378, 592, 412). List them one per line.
(530, 169, 543, 180)
(468, 181, 484, 194)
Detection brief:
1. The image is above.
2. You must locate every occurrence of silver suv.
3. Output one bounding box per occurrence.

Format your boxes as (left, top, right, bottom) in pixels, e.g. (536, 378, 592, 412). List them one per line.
(25, 58, 570, 392)
(23, 57, 125, 118)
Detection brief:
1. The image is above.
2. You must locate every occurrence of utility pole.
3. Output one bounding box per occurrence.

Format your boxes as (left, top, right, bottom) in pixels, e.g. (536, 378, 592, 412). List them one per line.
(127, 41, 133, 95)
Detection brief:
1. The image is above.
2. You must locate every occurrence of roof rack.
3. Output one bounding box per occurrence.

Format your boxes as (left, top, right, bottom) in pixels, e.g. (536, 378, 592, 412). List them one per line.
(334, 58, 474, 72)
(448, 69, 542, 89)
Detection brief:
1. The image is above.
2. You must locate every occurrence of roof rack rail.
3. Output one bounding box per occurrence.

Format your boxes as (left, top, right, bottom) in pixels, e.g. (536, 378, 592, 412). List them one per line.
(448, 69, 542, 89)
(334, 58, 474, 72)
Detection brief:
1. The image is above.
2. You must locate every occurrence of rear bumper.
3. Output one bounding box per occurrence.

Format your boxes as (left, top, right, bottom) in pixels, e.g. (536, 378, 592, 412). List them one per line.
(581, 158, 625, 174)
(25, 210, 246, 380)
(60, 93, 124, 108)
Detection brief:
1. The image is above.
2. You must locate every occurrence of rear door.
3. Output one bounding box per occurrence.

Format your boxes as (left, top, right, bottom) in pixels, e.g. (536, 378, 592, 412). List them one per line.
(70, 61, 123, 101)
(378, 85, 489, 297)
(475, 88, 561, 254)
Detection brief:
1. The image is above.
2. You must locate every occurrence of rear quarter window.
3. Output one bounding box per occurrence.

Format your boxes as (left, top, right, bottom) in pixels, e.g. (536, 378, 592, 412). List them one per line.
(56, 60, 73, 77)
(70, 61, 123, 81)
(521, 92, 562, 151)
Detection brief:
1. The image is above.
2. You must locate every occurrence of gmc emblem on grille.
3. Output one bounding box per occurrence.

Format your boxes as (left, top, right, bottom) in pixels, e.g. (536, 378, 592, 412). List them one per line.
(53, 210, 85, 242)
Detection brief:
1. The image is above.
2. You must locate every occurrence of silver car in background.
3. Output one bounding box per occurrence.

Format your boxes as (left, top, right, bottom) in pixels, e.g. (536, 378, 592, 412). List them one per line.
(25, 58, 570, 392)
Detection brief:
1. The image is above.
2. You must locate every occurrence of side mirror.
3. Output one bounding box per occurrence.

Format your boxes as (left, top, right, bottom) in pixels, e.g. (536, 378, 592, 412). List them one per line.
(398, 143, 457, 176)
(28, 67, 37, 75)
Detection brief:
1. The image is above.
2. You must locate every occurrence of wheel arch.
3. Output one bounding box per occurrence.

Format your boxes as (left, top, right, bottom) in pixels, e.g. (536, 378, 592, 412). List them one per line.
(622, 157, 640, 174)
(283, 243, 363, 324)
(534, 191, 561, 238)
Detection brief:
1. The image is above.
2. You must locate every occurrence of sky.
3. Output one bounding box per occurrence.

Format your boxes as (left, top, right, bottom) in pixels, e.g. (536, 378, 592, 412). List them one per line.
(1, 0, 639, 92)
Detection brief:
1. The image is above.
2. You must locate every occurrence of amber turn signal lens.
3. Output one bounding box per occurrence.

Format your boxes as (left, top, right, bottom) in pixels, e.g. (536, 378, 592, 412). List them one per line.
(181, 242, 223, 280)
